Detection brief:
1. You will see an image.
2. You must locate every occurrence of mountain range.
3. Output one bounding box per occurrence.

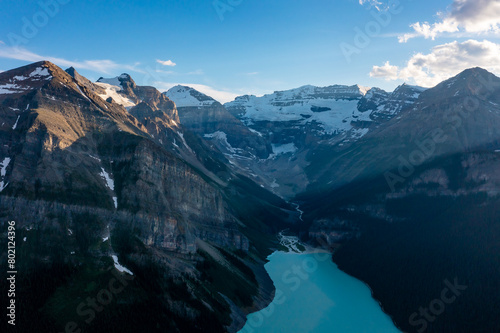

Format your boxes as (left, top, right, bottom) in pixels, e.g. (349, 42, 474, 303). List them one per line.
(1, 61, 499, 333)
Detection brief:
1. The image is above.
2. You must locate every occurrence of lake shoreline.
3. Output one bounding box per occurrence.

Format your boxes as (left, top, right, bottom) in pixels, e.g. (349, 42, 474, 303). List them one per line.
(331, 257, 405, 333)
(239, 233, 401, 333)
(286, 233, 404, 332)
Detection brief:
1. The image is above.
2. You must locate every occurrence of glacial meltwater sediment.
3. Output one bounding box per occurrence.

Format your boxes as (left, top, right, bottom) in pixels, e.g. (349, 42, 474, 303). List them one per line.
(239, 236, 400, 333)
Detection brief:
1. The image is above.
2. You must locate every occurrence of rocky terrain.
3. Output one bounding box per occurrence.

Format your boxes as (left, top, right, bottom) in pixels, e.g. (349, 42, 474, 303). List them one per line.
(165, 68, 500, 333)
(1, 61, 499, 333)
(165, 85, 272, 160)
(305, 68, 500, 193)
(222, 83, 425, 197)
(164, 82, 425, 198)
(295, 69, 500, 333)
(0, 61, 298, 333)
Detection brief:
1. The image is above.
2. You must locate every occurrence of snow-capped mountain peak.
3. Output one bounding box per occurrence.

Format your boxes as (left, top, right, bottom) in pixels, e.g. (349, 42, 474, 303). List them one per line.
(96, 74, 133, 88)
(0, 61, 55, 96)
(164, 85, 217, 107)
(224, 84, 379, 134)
(95, 74, 137, 108)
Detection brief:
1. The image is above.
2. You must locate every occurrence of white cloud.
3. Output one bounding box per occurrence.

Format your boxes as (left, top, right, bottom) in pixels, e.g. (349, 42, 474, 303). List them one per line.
(156, 59, 176, 67)
(370, 61, 399, 80)
(399, 0, 500, 42)
(155, 81, 238, 104)
(370, 39, 500, 87)
(0, 46, 141, 74)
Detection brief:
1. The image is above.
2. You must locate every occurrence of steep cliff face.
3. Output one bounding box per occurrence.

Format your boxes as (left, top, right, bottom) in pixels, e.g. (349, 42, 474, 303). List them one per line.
(165, 83, 426, 198)
(166, 85, 272, 159)
(219, 83, 427, 197)
(0, 62, 253, 253)
(0, 61, 296, 333)
(95, 77, 234, 182)
(1, 62, 143, 205)
(109, 138, 247, 252)
(97, 74, 179, 122)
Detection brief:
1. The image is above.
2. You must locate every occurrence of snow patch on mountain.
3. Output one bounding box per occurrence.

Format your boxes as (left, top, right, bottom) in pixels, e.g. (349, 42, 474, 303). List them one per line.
(97, 76, 121, 87)
(0, 67, 52, 95)
(176, 131, 194, 154)
(165, 85, 216, 107)
(204, 131, 236, 153)
(357, 85, 371, 95)
(99, 167, 117, 208)
(112, 255, 134, 275)
(351, 128, 370, 139)
(0, 157, 11, 192)
(99, 167, 115, 191)
(12, 116, 20, 130)
(29, 67, 51, 79)
(95, 82, 136, 108)
(0, 83, 29, 94)
(11, 67, 51, 82)
(75, 84, 91, 102)
(270, 143, 298, 157)
(226, 92, 371, 134)
(248, 128, 263, 137)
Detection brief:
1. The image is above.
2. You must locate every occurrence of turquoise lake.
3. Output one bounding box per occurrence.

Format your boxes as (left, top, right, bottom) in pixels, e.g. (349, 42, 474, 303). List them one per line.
(239, 250, 401, 333)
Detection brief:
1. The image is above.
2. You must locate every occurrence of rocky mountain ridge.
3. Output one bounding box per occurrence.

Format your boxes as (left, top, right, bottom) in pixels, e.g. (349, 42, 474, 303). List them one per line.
(165, 80, 426, 197)
(165, 85, 272, 161)
(295, 68, 500, 333)
(2, 61, 500, 333)
(163, 69, 500, 333)
(0, 61, 297, 333)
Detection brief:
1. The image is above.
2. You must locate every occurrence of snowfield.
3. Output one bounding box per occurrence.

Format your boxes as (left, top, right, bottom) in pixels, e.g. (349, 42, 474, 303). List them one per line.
(0, 157, 11, 192)
(225, 85, 373, 135)
(165, 85, 216, 107)
(95, 82, 136, 108)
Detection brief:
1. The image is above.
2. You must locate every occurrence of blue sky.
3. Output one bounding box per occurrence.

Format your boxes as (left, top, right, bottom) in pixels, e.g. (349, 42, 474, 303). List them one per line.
(1, 0, 500, 102)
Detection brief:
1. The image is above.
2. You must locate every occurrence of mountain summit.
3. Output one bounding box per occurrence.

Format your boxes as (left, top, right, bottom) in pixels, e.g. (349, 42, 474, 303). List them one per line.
(0, 61, 300, 333)
(2, 62, 500, 333)
(165, 85, 217, 107)
(165, 85, 272, 161)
